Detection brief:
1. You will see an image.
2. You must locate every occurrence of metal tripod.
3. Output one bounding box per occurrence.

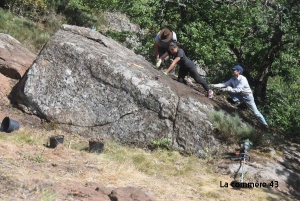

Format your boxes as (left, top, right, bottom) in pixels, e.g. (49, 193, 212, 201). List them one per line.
(231, 151, 250, 182)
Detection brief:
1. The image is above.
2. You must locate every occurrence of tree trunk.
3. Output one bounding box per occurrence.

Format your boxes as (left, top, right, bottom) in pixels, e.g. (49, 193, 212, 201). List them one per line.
(254, 25, 283, 106)
(253, 72, 269, 106)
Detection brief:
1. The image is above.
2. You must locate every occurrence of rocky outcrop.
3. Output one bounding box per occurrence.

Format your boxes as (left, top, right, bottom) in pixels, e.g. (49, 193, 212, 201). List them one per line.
(12, 24, 219, 157)
(100, 12, 142, 33)
(0, 73, 17, 105)
(98, 12, 145, 51)
(0, 33, 36, 79)
(0, 33, 35, 105)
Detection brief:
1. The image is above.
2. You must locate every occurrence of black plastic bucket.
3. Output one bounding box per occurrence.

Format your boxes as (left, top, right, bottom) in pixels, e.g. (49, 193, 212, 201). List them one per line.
(49, 135, 64, 148)
(1, 117, 20, 133)
(89, 140, 104, 153)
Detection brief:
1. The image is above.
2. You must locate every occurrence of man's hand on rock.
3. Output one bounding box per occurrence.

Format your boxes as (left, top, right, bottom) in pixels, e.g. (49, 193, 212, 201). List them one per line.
(156, 59, 162, 68)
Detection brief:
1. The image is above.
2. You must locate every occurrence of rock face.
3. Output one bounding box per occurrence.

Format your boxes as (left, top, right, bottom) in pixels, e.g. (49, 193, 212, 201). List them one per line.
(0, 73, 16, 105)
(100, 12, 141, 33)
(98, 12, 145, 52)
(0, 33, 36, 79)
(0, 33, 35, 105)
(12, 25, 219, 156)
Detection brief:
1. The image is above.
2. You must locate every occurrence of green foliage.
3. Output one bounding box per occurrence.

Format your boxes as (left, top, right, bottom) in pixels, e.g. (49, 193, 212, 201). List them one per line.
(62, 0, 97, 26)
(34, 154, 43, 163)
(36, 0, 88, 26)
(6, 0, 47, 21)
(264, 77, 300, 136)
(105, 30, 133, 45)
(151, 137, 172, 150)
(0, 8, 56, 53)
(0, 128, 47, 146)
(7, 130, 36, 144)
(208, 110, 260, 145)
(44, 0, 108, 28)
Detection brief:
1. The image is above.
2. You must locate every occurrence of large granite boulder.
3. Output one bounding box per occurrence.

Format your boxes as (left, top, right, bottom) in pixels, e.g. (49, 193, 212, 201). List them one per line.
(12, 24, 219, 157)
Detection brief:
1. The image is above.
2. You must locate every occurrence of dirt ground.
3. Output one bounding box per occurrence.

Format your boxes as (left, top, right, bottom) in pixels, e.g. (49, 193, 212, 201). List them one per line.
(0, 104, 157, 201)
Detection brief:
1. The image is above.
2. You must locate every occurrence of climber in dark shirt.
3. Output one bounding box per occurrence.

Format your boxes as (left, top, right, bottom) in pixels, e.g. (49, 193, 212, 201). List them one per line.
(157, 42, 213, 98)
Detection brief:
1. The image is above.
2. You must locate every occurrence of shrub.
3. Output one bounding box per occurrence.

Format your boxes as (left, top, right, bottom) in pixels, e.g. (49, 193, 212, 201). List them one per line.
(6, 0, 47, 22)
(0, 8, 50, 53)
(208, 110, 261, 145)
(150, 137, 172, 150)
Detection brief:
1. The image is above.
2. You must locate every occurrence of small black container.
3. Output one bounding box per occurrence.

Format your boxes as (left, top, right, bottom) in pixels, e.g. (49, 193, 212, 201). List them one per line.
(1, 117, 20, 133)
(49, 135, 64, 148)
(89, 140, 104, 153)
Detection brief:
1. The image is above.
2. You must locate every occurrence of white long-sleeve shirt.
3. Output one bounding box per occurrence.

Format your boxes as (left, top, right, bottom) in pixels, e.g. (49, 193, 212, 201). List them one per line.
(214, 75, 253, 95)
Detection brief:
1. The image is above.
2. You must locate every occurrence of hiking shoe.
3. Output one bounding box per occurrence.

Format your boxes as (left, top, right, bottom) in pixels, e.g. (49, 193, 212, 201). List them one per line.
(226, 97, 235, 104)
(227, 97, 242, 107)
(186, 78, 194, 87)
(233, 101, 242, 107)
(207, 89, 213, 98)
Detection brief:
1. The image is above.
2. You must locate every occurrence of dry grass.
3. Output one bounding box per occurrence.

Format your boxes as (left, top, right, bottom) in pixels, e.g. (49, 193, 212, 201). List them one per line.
(0, 127, 291, 201)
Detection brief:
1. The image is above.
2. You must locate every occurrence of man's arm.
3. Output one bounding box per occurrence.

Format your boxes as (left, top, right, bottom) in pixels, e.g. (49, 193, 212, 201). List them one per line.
(212, 78, 232, 88)
(154, 32, 161, 61)
(213, 83, 226, 88)
(154, 42, 160, 61)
